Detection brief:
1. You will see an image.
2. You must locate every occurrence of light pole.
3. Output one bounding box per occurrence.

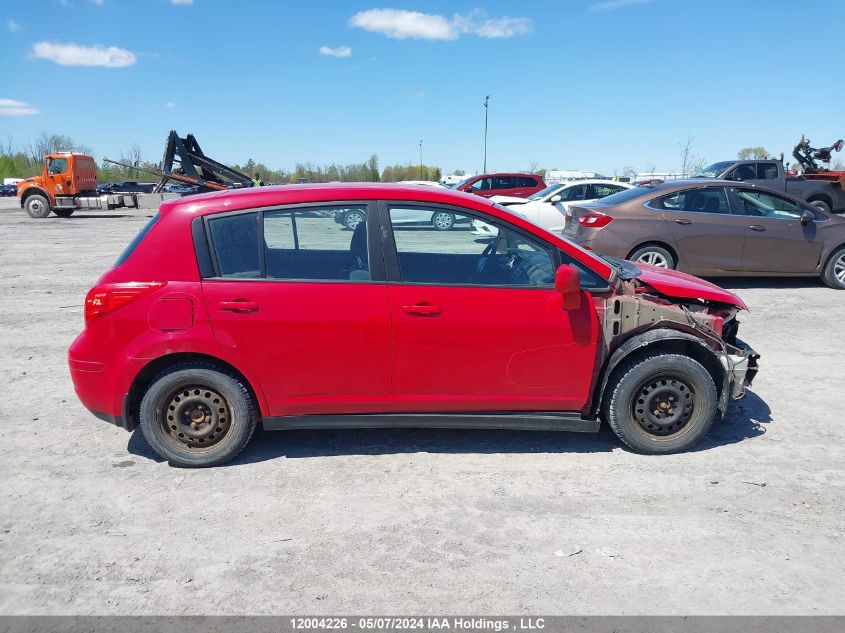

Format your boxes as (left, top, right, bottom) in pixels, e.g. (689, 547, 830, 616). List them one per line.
(419, 140, 423, 180)
(483, 95, 490, 173)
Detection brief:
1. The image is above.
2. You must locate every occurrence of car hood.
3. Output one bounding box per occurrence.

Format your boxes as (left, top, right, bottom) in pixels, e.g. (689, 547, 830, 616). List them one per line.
(634, 264, 748, 310)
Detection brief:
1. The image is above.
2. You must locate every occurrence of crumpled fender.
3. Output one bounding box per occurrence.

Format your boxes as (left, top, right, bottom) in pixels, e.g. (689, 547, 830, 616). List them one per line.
(590, 327, 730, 417)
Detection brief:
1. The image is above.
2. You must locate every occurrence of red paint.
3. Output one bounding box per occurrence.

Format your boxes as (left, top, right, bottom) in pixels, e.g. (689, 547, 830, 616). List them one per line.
(67, 184, 748, 423)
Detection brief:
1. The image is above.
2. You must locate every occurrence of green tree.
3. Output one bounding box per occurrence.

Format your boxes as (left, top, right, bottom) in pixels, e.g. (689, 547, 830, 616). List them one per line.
(738, 147, 768, 160)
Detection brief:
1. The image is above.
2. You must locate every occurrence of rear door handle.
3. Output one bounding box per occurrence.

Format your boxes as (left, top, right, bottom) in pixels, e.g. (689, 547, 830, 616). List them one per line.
(219, 300, 259, 313)
(673, 218, 693, 225)
(402, 304, 441, 317)
(748, 225, 766, 232)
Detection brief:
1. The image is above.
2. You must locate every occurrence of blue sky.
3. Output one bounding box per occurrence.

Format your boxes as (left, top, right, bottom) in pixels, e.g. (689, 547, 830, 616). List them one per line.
(2, 0, 844, 176)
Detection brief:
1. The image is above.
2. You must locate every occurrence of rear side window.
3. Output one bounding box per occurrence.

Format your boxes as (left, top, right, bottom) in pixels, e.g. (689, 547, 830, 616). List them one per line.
(758, 163, 779, 179)
(208, 212, 260, 277)
(114, 213, 160, 266)
(518, 176, 538, 187)
(657, 188, 729, 214)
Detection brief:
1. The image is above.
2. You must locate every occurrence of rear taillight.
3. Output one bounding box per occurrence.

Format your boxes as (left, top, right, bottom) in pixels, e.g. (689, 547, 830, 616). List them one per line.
(577, 212, 613, 228)
(84, 282, 165, 326)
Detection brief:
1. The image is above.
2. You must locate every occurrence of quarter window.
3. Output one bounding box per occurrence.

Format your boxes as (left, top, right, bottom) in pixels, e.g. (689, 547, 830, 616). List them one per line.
(208, 212, 260, 277)
(389, 207, 554, 287)
(657, 188, 729, 214)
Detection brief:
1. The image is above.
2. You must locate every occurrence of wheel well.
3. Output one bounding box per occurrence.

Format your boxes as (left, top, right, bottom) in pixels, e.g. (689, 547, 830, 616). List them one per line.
(123, 352, 260, 431)
(596, 338, 725, 416)
(21, 187, 48, 204)
(807, 193, 832, 207)
(626, 241, 678, 264)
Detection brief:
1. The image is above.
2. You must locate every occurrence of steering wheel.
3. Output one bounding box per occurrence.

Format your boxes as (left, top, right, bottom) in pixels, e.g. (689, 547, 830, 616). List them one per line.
(470, 242, 498, 284)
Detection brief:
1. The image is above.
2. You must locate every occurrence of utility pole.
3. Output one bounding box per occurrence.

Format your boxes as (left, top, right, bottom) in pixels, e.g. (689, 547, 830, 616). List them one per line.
(483, 95, 490, 173)
(419, 140, 423, 180)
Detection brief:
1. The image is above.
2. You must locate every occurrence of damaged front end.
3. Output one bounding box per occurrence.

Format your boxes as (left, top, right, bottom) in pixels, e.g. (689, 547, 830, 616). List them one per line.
(599, 278, 760, 414)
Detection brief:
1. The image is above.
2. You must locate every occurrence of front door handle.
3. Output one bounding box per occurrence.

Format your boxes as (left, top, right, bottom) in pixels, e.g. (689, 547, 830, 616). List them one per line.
(402, 303, 441, 317)
(219, 300, 259, 313)
(748, 225, 766, 232)
(674, 218, 693, 225)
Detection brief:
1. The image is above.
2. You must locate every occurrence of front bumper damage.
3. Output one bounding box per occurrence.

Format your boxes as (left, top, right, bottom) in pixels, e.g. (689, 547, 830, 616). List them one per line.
(719, 338, 760, 401)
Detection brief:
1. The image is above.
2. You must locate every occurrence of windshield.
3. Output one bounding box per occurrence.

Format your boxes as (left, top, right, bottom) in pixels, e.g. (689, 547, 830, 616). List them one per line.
(695, 161, 735, 178)
(527, 183, 564, 201)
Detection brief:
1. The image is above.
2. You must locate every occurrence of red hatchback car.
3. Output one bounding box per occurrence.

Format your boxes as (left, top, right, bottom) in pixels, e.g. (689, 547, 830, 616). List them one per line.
(453, 173, 546, 199)
(69, 184, 759, 467)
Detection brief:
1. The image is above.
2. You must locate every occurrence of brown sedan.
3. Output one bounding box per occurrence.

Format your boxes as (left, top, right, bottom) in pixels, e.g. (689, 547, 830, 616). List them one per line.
(563, 179, 845, 289)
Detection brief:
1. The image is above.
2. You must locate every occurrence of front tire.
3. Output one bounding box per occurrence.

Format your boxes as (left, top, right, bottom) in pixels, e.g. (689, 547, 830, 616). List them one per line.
(822, 246, 845, 289)
(25, 194, 51, 219)
(629, 244, 675, 269)
(431, 211, 455, 231)
(809, 199, 831, 214)
(604, 352, 718, 454)
(139, 362, 258, 467)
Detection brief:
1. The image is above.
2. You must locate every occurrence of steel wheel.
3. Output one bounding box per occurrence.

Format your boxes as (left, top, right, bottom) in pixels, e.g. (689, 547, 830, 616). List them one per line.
(344, 210, 364, 230)
(159, 384, 233, 453)
(632, 375, 695, 439)
(432, 212, 454, 231)
(635, 251, 670, 268)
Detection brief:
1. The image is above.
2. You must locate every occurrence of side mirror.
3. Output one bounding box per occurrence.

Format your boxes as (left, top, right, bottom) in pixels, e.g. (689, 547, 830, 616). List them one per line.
(549, 194, 563, 203)
(554, 264, 582, 310)
(800, 209, 815, 224)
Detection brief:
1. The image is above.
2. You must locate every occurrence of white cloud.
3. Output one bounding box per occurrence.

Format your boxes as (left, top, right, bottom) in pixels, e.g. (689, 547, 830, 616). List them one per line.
(454, 13, 532, 38)
(348, 8, 532, 41)
(0, 98, 40, 116)
(7, 19, 22, 31)
(31, 41, 137, 67)
(350, 9, 456, 40)
(319, 45, 352, 58)
(171, 0, 193, 4)
(590, 0, 656, 12)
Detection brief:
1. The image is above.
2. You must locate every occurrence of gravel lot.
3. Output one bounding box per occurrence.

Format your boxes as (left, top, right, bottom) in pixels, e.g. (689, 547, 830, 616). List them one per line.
(0, 195, 843, 615)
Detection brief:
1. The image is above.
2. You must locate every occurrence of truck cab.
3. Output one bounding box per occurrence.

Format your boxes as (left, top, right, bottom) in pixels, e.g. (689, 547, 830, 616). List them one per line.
(696, 159, 845, 213)
(17, 152, 99, 218)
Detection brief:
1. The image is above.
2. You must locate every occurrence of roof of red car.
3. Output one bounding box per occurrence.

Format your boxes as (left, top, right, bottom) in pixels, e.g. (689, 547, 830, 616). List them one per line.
(162, 183, 495, 217)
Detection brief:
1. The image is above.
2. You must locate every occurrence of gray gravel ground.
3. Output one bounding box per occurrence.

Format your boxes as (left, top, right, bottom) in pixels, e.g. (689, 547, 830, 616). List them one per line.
(0, 196, 843, 614)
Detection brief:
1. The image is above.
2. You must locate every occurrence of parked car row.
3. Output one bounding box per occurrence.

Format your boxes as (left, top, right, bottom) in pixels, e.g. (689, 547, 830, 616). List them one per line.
(561, 179, 845, 289)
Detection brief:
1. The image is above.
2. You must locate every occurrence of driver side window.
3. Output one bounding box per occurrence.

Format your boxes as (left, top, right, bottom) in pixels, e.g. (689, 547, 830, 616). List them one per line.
(48, 158, 68, 175)
(388, 207, 554, 287)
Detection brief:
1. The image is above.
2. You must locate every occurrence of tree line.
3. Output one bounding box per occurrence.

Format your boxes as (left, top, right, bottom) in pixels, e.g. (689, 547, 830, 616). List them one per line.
(0, 133, 445, 184)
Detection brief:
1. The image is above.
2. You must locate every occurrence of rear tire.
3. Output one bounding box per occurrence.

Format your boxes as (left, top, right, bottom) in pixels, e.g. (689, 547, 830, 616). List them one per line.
(604, 352, 718, 454)
(24, 194, 51, 219)
(139, 362, 258, 467)
(53, 209, 75, 218)
(343, 210, 365, 231)
(629, 244, 675, 269)
(822, 246, 845, 289)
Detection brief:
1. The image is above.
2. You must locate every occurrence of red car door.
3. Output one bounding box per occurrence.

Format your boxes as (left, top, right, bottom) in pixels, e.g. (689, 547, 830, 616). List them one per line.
(200, 205, 392, 416)
(381, 202, 601, 413)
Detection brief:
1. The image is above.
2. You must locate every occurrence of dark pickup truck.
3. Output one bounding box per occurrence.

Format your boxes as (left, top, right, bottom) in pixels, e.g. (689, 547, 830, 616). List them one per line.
(696, 159, 845, 213)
